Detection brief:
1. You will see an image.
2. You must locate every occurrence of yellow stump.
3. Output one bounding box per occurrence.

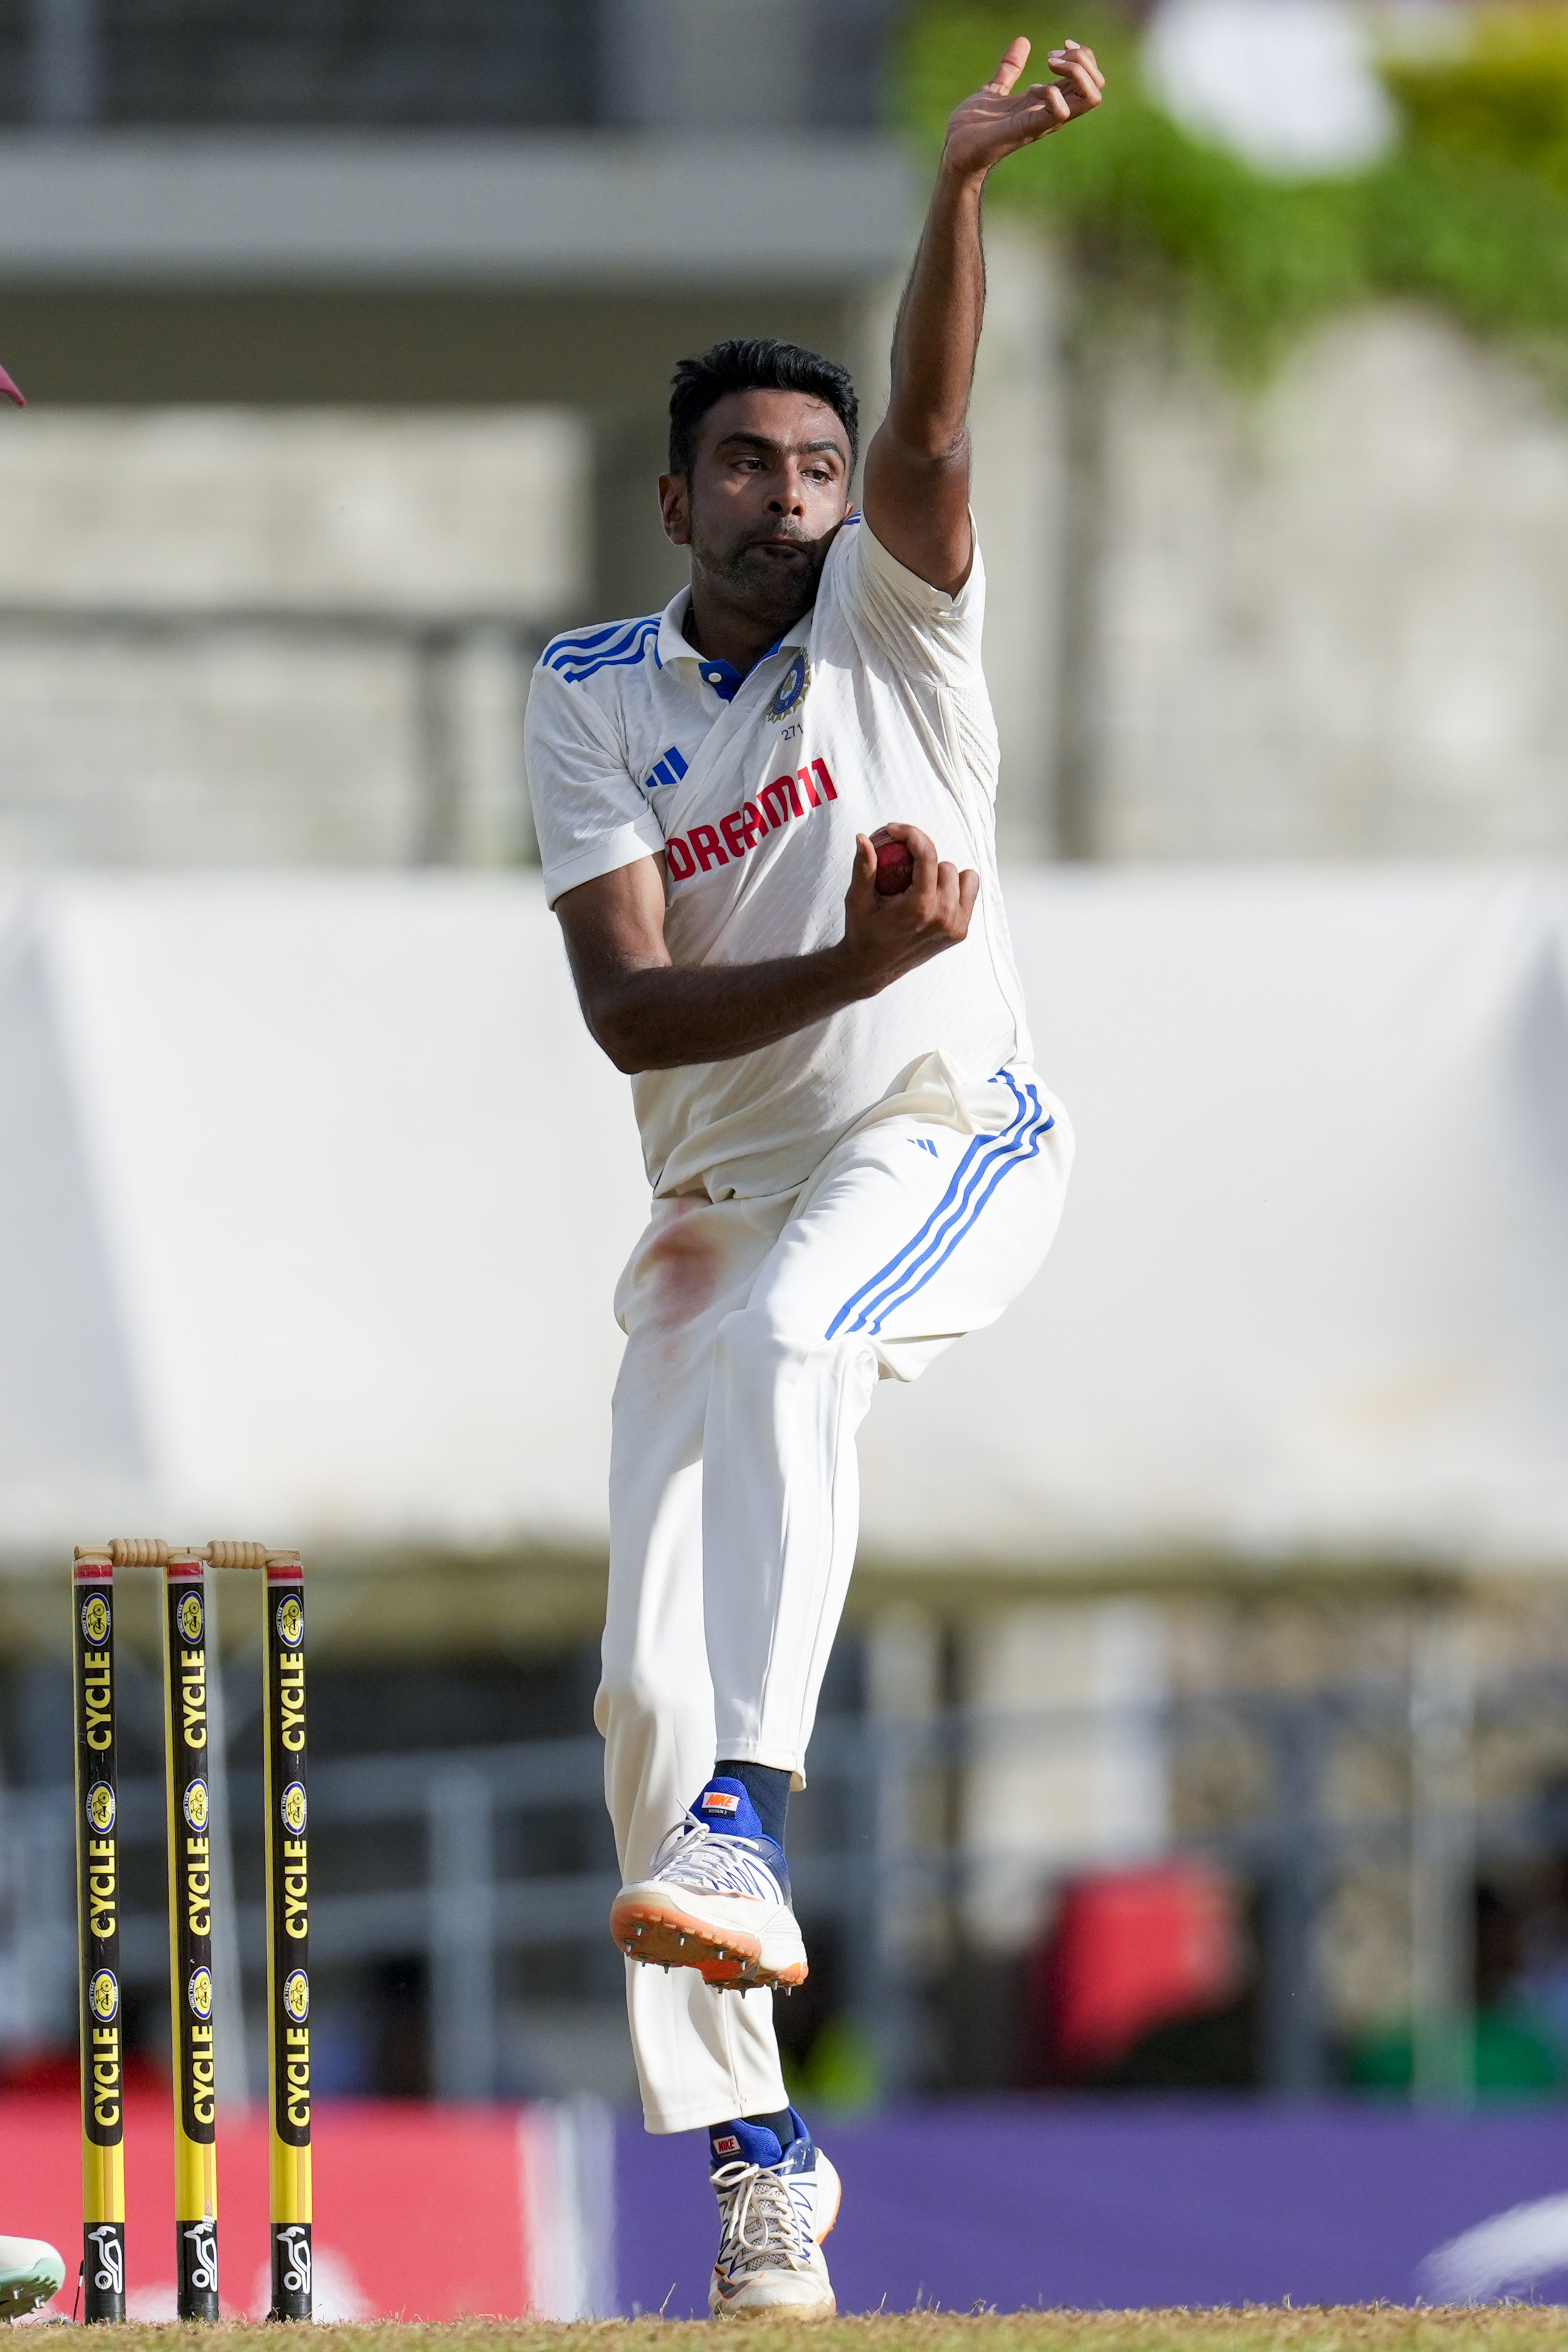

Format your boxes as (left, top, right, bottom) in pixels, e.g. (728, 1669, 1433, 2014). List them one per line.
(264, 1552, 312, 2320)
(74, 1547, 126, 2324)
(162, 1550, 220, 2321)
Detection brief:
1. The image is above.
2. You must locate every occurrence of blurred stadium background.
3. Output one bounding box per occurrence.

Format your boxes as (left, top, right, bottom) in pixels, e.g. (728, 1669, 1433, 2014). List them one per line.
(4, 0, 1568, 2315)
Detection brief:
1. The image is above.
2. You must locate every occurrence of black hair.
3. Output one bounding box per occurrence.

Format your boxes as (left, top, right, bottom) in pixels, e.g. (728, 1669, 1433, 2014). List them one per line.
(668, 337, 859, 478)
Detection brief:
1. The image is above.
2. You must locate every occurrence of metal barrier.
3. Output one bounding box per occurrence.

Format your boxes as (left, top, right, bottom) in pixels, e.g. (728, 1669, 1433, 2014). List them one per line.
(11, 1, 600, 131)
(4, 1653, 1566, 2103)
(9, 0, 893, 133)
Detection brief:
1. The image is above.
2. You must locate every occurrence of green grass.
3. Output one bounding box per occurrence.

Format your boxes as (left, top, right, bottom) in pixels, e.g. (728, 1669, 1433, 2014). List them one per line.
(45, 2315, 1568, 2352)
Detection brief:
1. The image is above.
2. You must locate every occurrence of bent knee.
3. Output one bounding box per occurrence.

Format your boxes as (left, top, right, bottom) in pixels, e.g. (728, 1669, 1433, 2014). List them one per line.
(596, 1659, 711, 1750)
(596, 1659, 665, 1724)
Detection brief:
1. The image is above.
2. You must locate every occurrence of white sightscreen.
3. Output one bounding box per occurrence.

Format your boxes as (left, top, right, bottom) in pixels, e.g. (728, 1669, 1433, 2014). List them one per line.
(0, 866, 1562, 1571)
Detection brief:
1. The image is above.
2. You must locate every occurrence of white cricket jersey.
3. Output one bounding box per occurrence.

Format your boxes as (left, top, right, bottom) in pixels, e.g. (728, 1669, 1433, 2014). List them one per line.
(524, 514, 1032, 1201)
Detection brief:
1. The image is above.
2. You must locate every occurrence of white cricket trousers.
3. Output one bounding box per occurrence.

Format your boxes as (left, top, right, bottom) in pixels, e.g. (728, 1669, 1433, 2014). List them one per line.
(595, 1060, 1074, 2134)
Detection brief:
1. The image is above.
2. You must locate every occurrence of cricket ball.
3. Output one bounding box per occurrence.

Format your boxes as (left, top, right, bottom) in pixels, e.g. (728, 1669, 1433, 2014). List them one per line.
(874, 839, 915, 896)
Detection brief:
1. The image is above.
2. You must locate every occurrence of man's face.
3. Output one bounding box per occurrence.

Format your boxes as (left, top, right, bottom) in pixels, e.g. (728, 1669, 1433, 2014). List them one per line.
(660, 388, 853, 636)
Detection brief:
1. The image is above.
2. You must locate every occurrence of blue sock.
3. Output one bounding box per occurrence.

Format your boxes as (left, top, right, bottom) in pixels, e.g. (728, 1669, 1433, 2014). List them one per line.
(709, 2108, 797, 2169)
(748, 2104, 796, 2149)
(714, 1758, 789, 1847)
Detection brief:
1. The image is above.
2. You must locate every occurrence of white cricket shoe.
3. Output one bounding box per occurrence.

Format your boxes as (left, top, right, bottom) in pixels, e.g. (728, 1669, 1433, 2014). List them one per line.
(0, 2236, 67, 2321)
(708, 2110, 840, 2318)
(611, 1778, 808, 1989)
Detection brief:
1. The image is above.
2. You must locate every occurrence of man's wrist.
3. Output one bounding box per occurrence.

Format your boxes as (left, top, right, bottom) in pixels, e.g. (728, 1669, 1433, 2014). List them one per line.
(935, 147, 990, 199)
(819, 936, 891, 1006)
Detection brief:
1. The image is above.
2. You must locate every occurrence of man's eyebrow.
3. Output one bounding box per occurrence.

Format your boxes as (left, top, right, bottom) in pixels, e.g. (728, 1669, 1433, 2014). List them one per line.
(711, 430, 847, 461)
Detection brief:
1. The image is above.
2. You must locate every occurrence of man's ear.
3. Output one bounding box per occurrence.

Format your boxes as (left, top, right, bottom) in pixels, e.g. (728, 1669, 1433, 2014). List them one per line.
(658, 472, 692, 548)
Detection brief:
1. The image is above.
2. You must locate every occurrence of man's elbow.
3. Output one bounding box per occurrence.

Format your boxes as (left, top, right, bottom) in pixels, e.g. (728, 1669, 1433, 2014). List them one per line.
(588, 1013, 647, 1075)
(584, 997, 659, 1075)
(871, 421, 970, 473)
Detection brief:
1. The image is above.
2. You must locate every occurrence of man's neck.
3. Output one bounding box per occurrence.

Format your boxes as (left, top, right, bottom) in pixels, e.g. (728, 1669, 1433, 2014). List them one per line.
(682, 582, 803, 680)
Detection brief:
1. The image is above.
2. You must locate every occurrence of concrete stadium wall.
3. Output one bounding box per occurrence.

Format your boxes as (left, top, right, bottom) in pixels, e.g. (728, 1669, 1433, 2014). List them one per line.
(1039, 280, 1568, 860)
(4, 254, 1568, 868)
(0, 409, 585, 864)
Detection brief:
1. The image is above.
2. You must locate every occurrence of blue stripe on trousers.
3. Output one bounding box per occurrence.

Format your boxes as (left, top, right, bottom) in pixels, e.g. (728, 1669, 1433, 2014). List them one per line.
(824, 1071, 1054, 1341)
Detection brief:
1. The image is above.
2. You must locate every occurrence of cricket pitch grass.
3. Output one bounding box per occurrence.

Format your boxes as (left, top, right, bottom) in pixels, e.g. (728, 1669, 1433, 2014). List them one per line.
(47, 2314, 1568, 2352)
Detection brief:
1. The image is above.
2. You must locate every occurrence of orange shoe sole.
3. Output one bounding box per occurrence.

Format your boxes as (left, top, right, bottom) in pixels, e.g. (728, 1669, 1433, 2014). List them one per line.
(610, 1892, 808, 1988)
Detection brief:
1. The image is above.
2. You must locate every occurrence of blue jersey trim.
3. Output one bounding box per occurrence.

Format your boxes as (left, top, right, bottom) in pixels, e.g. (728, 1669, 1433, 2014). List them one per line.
(543, 616, 645, 667)
(699, 655, 745, 702)
(543, 617, 637, 660)
(546, 619, 656, 676)
(548, 618, 660, 682)
(825, 1072, 1054, 1341)
(544, 614, 660, 679)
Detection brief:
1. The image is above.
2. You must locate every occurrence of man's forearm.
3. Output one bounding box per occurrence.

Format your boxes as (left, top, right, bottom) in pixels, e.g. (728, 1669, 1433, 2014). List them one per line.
(558, 830, 979, 1075)
(862, 158, 987, 589)
(883, 162, 986, 466)
(865, 38, 1101, 593)
(585, 943, 877, 1074)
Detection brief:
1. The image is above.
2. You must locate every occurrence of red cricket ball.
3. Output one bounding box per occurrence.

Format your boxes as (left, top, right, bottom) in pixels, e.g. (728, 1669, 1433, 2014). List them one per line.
(874, 839, 915, 896)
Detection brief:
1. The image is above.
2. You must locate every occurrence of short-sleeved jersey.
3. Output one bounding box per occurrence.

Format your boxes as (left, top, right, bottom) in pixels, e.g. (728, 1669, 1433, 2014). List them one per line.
(524, 514, 1031, 1201)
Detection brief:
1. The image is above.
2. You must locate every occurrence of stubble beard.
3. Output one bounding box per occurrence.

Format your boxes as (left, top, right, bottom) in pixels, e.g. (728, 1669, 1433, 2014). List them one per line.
(691, 524, 828, 642)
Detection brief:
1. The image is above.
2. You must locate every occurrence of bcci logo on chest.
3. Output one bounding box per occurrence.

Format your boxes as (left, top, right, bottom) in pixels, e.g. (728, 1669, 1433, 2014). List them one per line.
(765, 650, 809, 723)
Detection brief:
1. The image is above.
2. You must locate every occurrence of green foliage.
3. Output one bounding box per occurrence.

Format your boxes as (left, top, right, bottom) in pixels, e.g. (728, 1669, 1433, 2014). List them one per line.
(782, 2008, 882, 2112)
(1384, 9, 1568, 190)
(900, 2, 1568, 379)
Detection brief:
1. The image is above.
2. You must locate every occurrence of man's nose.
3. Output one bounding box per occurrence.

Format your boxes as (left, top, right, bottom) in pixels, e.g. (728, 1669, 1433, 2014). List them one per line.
(766, 472, 807, 512)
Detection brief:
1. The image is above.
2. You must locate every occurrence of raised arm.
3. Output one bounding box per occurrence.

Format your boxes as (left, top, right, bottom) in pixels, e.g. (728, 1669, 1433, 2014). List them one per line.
(862, 34, 1103, 596)
(555, 827, 979, 1074)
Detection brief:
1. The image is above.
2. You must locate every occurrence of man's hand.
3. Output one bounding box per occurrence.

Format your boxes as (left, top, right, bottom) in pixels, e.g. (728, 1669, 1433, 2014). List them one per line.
(836, 824, 979, 997)
(943, 36, 1104, 180)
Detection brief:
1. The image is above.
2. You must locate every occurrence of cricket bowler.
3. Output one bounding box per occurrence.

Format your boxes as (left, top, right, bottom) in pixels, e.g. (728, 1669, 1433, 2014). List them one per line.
(526, 33, 1103, 2316)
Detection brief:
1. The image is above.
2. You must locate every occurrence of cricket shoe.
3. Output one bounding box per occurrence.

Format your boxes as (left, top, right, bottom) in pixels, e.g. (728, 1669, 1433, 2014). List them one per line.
(0, 2236, 66, 2321)
(610, 1778, 808, 1988)
(709, 2109, 840, 2317)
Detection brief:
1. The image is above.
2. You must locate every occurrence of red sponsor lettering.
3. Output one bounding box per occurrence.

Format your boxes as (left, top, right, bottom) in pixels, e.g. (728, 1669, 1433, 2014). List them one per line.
(758, 775, 802, 830)
(666, 757, 840, 885)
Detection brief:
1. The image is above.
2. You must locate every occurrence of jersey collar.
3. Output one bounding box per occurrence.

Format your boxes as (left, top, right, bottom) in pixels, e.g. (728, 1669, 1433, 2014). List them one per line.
(656, 587, 810, 705)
